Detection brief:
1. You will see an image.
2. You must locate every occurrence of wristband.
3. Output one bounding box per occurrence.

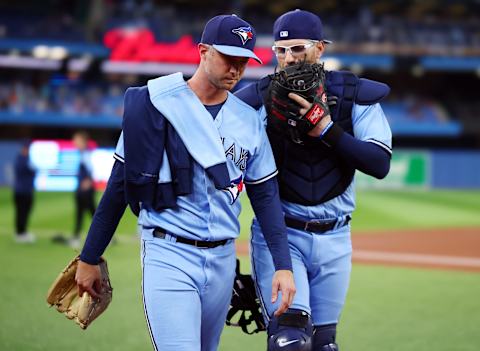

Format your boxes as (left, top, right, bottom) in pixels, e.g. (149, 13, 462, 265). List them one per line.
(318, 121, 334, 139)
(320, 123, 344, 148)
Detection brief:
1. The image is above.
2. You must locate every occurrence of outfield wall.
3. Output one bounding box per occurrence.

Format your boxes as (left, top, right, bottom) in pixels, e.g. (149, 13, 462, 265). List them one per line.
(356, 149, 480, 189)
(0, 141, 479, 189)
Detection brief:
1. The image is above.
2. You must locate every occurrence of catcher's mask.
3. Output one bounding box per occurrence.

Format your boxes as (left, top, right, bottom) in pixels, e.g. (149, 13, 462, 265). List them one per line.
(225, 259, 266, 334)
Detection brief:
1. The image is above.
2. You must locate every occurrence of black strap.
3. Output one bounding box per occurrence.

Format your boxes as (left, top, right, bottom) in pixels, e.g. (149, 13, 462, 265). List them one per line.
(337, 72, 357, 125)
(153, 228, 228, 248)
(285, 215, 351, 233)
(226, 307, 265, 335)
(278, 311, 310, 328)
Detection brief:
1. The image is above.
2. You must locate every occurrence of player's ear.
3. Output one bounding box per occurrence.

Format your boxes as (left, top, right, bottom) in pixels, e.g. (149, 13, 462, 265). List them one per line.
(315, 41, 325, 60)
(198, 43, 210, 61)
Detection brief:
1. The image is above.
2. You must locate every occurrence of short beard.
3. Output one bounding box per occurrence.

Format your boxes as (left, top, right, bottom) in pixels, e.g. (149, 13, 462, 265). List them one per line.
(206, 72, 237, 91)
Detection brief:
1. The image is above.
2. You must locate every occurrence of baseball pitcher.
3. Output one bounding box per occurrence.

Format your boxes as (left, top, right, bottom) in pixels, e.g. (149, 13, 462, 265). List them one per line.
(74, 14, 295, 351)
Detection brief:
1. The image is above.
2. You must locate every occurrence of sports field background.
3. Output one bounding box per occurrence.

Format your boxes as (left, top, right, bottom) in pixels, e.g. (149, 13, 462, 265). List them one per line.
(1, 188, 480, 350)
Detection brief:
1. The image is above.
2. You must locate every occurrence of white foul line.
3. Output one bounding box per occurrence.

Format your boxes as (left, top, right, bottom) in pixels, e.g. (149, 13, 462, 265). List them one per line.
(353, 250, 480, 268)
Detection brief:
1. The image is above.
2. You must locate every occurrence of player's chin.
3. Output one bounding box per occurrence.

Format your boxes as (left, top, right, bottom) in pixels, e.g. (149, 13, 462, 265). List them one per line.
(222, 79, 238, 90)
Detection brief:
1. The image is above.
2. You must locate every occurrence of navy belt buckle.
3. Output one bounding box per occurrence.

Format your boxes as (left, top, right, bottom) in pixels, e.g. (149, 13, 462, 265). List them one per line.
(153, 228, 167, 239)
(305, 219, 335, 233)
(153, 228, 227, 248)
(304, 220, 320, 231)
(192, 240, 204, 248)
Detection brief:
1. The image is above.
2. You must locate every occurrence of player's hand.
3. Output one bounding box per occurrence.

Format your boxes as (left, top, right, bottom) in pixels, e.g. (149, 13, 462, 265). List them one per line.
(75, 260, 102, 299)
(307, 114, 332, 137)
(271, 269, 296, 317)
(288, 92, 332, 138)
(288, 92, 311, 116)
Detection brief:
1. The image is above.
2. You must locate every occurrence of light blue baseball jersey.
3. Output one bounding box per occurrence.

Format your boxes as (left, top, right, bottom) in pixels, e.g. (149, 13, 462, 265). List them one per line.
(257, 102, 392, 220)
(115, 92, 278, 241)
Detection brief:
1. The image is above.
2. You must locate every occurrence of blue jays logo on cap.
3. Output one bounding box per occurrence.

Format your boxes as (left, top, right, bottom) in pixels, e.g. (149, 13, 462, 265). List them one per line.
(232, 26, 254, 45)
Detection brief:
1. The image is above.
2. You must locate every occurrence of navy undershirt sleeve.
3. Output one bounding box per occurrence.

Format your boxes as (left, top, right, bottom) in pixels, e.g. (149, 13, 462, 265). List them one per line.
(321, 124, 391, 179)
(80, 160, 128, 264)
(336, 132, 390, 179)
(246, 177, 293, 271)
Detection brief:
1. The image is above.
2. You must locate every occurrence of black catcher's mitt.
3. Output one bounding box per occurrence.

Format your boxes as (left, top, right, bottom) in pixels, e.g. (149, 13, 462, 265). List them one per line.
(267, 62, 330, 143)
(225, 259, 266, 335)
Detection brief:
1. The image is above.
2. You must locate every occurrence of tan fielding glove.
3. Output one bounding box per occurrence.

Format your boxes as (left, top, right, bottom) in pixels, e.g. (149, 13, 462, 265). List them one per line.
(46, 256, 113, 329)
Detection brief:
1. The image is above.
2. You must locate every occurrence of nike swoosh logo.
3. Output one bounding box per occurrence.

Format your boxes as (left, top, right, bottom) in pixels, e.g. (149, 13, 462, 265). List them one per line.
(278, 339, 299, 347)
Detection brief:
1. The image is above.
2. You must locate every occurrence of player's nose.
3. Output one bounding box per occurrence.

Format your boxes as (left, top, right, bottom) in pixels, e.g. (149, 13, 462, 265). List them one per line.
(228, 63, 242, 76)
(284, 50, 297, 65)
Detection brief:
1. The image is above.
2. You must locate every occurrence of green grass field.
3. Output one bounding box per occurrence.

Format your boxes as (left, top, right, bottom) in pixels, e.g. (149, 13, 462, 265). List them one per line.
(1, 188, 480, 350)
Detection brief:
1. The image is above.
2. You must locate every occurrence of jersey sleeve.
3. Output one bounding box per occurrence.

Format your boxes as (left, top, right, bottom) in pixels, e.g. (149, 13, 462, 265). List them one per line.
(80, 160, 127, 264)
(352, 103, 392, 155)
(244, 121, 278, 185)
(113, 131, 124, 163)
(246, 178, 292, 271)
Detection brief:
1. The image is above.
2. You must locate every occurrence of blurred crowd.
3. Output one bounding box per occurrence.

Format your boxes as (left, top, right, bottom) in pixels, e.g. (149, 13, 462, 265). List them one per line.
(382, 95, 456, 129)
(0, 1, 479, 55)
(0, 81, 124, 118)
(0, 79, 459, 129)
(0, 1, 475, 134)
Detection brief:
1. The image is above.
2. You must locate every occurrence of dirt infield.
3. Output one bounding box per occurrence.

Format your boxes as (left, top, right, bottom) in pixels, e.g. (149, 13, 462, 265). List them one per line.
(236, 227, 480, 272)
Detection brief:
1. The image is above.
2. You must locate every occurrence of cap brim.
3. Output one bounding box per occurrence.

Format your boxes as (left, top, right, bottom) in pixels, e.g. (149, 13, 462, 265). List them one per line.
(213, 44, 262, 64)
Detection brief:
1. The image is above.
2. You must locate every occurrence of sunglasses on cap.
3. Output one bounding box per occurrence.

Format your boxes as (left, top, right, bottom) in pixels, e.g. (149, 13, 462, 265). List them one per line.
(271, 41, 318, 57)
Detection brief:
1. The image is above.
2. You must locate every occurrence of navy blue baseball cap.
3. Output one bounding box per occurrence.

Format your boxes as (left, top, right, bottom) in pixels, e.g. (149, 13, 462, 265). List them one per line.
(200, 14, 262, 64)
(273, 9, 332, 43)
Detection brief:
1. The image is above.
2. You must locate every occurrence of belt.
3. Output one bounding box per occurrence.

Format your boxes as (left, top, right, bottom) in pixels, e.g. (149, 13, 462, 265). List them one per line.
(153, 228, 229, 249)
(284, 215, 351, 233)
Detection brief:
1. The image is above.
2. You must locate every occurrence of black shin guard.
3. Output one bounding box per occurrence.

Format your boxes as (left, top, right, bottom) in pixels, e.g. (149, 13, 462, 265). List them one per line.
(313, 324, 338, 351)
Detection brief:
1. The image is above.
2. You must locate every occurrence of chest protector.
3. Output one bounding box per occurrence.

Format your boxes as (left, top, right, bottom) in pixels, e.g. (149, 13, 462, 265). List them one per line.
(253, 70, 389, 206)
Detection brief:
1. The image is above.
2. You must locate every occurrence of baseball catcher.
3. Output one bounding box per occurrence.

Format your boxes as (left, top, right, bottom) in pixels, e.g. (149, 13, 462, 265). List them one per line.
(234, 9, 392, 350)
(266, 62, 331, 144)
(46, 255, 112, 329)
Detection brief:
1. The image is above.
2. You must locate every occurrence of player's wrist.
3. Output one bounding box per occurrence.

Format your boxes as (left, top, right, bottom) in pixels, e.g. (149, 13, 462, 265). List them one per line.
(316, 120, 334, 139)
(79, 251, 101, 265)
(275, 268, 294, 273)
(318, 123, 344, 148)
(274, 264, 293, 272)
